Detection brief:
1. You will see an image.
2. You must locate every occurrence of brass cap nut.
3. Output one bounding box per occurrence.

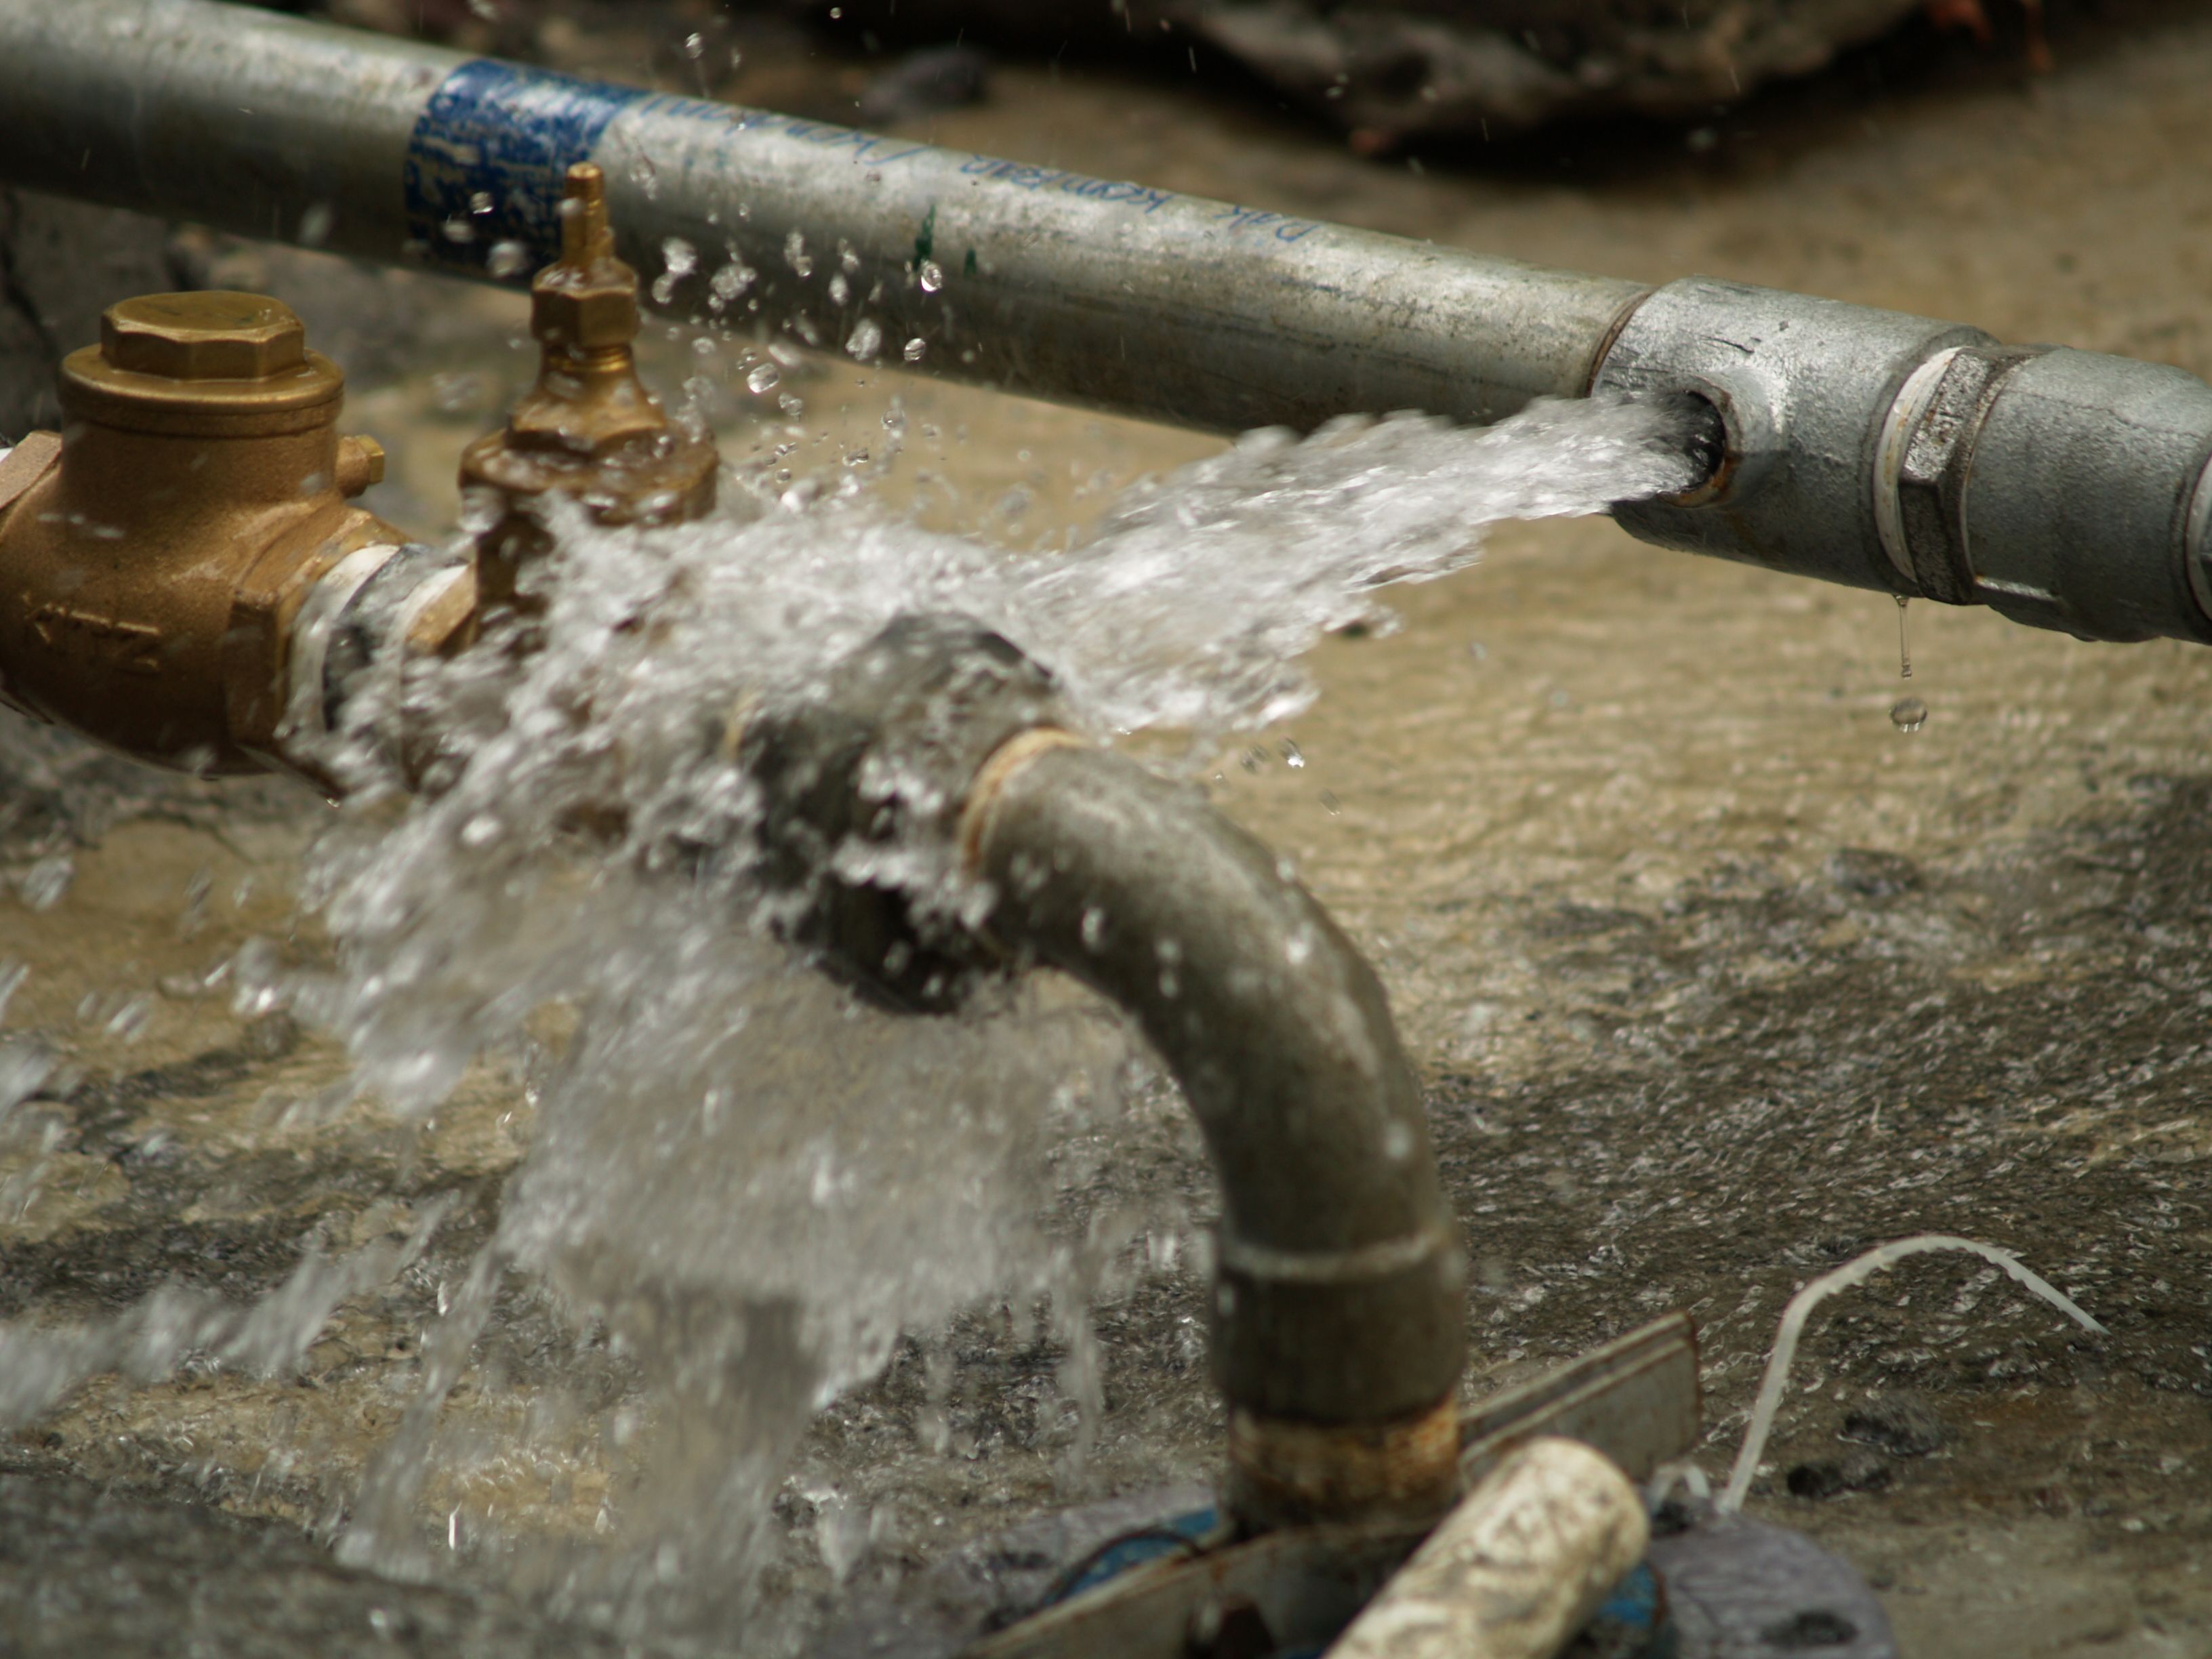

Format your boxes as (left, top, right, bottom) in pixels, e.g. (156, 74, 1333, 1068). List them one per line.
(102, 292, 308, 382)
(531, 272, 638, 354)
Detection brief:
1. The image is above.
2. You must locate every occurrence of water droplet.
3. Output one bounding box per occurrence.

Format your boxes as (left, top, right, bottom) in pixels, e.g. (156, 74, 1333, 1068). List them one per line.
(918, 260, 945, 293)
(1079, 905, 1107, 950)
(846, 319, 883, 361)
(1895, 593, 1913, 679)
(710, 261, 754, 302)
(903, 337, 927, 363)
(19, 854, 73, 912)
(441, 216, 476, 245)
(828, 272, 850, 305)
(106, 995, 153, 1043)
(784, 230, 813, 277)
(682, 30, 706, 59)
(1280, 739, 1305, 768)
(431, 371, 488, 414)
(485, 240, 531, 279)
(661, 237, 697, 278)
(1889, 696, 1929, 733)
(630, 153, 661, 199)
(746, 363, 780, 394)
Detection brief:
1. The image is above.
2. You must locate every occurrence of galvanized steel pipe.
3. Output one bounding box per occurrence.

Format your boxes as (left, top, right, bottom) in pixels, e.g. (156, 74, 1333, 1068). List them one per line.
(5, 0, 2212, 647)
(0, 0, 1637, 437)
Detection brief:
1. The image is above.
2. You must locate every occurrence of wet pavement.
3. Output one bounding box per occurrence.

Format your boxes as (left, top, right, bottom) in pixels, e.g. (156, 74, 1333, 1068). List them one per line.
(5, 3, 2212, 1654)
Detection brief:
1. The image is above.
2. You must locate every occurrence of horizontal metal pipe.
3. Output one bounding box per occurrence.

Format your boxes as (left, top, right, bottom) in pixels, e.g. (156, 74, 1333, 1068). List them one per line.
(0, 0, 1640, 437)
(7, 0, 2211, 645)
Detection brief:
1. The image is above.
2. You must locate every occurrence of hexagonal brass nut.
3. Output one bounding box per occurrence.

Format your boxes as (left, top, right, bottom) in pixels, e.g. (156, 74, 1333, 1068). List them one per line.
(102, 292, 308, 382)
(530, 271, 638, 353)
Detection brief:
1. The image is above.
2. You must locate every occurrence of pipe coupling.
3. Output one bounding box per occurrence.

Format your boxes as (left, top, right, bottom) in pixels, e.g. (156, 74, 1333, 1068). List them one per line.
(1594, 276, 1992, 598)
(1598, 277, 2212, 644)
(1950, 348, 2212, 642)
(740, 614, 1069, 1010)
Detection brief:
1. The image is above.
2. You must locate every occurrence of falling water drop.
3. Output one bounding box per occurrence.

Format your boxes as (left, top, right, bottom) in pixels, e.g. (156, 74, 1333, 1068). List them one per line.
(1895, 594, 1912, 679)
(1889, 696, 1929, 733)
(485, 241, 532, 280)
(903, 337, 927, 363)
(846, 319, 884, 361)
(918, 260, 945, 293)
(19, 854, 73, 912)
(746, 363, 781, 395)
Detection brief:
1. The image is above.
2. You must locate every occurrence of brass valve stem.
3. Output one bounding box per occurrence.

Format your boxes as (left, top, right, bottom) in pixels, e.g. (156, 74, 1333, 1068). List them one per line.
(459, 163, 718, 620)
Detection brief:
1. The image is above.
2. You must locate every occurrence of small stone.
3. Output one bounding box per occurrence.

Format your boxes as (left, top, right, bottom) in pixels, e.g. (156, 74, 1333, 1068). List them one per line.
(1841, 1392, 1948, 1458)
(1761, 1607, 1860, 1649)
(1785, 1449, 1891, 1500)
(1826, 847, 1919, 899)
(240, 1011, 300, 1061)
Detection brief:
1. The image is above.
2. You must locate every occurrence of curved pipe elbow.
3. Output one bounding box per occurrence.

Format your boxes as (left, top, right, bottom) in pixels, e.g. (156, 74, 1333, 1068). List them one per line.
(962, 737, 1466, 1527)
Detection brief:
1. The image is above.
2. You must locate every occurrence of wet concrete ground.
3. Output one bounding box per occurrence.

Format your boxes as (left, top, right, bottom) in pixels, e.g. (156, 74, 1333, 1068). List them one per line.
(5, 3, 2212, 1653)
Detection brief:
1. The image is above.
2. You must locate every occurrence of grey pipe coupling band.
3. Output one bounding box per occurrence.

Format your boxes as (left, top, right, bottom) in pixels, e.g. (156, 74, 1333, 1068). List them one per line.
(1956, 349, 2212, 643)
(2189, 453, 2212, 629)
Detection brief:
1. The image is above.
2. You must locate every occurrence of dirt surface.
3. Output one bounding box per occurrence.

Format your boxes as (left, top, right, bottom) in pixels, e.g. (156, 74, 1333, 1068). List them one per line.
(4, 3, 2211, 1654)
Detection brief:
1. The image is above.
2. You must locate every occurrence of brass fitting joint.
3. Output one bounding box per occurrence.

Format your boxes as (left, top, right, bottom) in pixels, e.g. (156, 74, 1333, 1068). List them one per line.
(0, 291, 409, 774)
(459, 162, 717, 618)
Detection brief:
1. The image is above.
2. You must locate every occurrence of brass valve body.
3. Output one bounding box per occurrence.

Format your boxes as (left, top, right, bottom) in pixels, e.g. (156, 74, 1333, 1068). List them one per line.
(460, 163, 716, 617)
(0, 291, 403, 772)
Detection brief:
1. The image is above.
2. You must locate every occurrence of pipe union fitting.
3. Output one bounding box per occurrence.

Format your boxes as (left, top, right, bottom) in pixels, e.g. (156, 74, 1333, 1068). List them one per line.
(1872, 344, 2045, 605)
(1595, 277, 1992, 597)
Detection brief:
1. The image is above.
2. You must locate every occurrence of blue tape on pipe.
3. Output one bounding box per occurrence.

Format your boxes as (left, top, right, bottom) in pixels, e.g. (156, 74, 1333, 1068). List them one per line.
(404, 60, 648, 278)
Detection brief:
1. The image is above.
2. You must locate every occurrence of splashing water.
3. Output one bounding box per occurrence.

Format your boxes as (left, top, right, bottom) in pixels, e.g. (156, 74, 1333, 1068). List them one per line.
(3, 393, 1702, 1641)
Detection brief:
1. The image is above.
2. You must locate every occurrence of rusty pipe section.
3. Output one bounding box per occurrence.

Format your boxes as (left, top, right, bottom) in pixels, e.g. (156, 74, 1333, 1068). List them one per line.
(0, 166, 709, 786)
(741, 615, 1467, 1530)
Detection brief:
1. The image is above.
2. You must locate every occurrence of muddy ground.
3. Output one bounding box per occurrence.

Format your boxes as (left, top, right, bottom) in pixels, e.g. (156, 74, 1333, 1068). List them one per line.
(3, 2, 2211, 1654)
